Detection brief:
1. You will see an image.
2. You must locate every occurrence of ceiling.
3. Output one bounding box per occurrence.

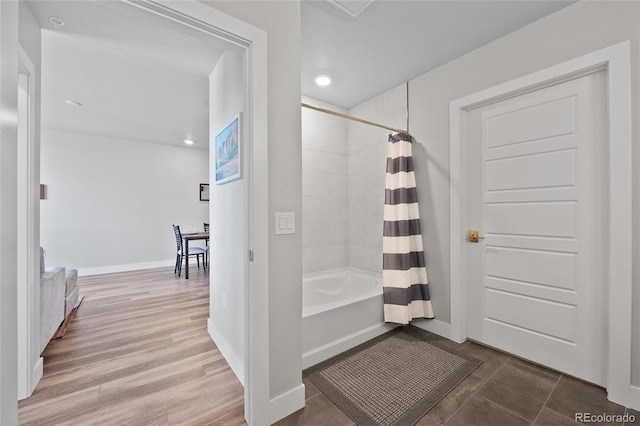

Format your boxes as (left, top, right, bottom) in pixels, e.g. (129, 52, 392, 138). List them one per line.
(27, 0, 226, 149)
(302, 0, 575, 109)
(25, 0, 575, 149)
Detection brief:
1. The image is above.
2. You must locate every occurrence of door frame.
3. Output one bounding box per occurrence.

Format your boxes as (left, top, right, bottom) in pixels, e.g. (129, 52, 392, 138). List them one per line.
(120, 1, 270, 424)
(17, 45, 42, 401)
(449, 41, 632, 405)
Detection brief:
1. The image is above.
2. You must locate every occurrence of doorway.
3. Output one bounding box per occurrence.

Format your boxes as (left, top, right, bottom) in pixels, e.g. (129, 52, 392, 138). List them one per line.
(16, 1, 271, 424)
(450, 41, 632, 405)
(465, 70, 607, 385)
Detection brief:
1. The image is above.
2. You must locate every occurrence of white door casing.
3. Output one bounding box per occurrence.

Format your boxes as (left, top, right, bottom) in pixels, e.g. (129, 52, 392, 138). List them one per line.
(17, 46, 43, 401)
(465, 71, 606, 385)
(450, 41, 632, 405)
(118, 1, 271, 424)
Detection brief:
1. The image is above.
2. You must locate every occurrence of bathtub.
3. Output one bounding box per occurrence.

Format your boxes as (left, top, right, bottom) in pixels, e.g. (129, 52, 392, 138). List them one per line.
(302, 267, 396, 368)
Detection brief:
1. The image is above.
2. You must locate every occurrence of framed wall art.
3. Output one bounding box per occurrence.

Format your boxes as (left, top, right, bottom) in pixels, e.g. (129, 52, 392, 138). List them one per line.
(214, 114, 242, 185)
(199, 183, 209, 201)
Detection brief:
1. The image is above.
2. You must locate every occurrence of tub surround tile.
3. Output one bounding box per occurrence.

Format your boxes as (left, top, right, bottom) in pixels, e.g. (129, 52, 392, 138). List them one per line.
(302, 221, 329, 247)
(328, 221, 349, 244)
(327, 173, 348, 197)
(303, 245, 349, 274)
(302, 170, 330, 196)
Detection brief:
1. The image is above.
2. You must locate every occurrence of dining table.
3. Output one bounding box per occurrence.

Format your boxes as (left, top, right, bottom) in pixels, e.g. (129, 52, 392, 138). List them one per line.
(182, 231, 209, 279)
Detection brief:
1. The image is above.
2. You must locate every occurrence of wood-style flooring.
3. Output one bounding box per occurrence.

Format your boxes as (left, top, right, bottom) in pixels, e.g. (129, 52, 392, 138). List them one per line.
(18, 266, 245, 426)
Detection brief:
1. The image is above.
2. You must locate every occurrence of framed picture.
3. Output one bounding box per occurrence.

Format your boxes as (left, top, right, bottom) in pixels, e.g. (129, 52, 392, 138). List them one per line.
(199, 183, 209, 201)
(214, 114, 242, 184)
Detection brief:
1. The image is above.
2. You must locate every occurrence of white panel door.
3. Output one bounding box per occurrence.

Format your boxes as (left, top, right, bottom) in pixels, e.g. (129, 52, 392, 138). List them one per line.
(466, 71, 607, 385)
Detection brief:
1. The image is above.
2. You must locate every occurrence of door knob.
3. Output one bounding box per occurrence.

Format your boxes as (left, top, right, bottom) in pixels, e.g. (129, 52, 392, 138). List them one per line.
(468, 229, 485, 243)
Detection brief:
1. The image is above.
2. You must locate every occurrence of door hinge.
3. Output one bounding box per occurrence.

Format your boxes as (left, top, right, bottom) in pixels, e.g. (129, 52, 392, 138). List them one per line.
(248, 250, 254, 262)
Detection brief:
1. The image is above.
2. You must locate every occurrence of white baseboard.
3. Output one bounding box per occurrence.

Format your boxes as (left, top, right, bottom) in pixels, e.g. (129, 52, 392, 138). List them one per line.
(207, 318, 244, 386)
(19, 356, 43, 401)
(302, 323, 396, 369)
(411, 319, 460, 342)
(31, 357, 43, 395)
(270, 383, 305, 424)
(77, 259, 175, 276)
(630, 385, 640, 411)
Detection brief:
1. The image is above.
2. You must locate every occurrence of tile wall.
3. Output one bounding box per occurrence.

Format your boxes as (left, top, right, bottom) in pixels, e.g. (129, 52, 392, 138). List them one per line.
(348, 84, 408, 273)
(302, 96, 349, 274)
(301, 84, 408, 275)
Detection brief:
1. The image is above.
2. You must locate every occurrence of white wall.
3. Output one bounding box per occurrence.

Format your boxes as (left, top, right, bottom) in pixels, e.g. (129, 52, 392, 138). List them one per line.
(0, 2, 19, 424)
(399, 0, 640, 395)
(301, 96, 348, 274)
(208, 50, 245, 380)
(201, 0, 303, 416)
(40, 129, 209, 273)
(347, 84, 407, 273)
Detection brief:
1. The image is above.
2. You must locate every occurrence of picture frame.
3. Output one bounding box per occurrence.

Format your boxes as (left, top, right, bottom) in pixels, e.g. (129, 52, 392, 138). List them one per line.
(214, 114, 242, 185)
(199, 183, 209, 201)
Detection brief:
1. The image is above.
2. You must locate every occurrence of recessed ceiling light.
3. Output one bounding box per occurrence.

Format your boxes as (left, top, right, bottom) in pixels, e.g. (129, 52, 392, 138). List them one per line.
(314, 74, 333, 87)
(184, 139, 195, 145)
(49, 17, 64, 28)
(65, 100, 82, 107)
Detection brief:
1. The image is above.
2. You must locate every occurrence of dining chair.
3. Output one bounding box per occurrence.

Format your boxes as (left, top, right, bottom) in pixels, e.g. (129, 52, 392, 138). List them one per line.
(173, 224, 206, 276)
(203, 223, 210, 269)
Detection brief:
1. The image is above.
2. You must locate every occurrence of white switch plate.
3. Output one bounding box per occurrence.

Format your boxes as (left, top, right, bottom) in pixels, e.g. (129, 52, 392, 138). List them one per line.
(275, 212, 295, 235)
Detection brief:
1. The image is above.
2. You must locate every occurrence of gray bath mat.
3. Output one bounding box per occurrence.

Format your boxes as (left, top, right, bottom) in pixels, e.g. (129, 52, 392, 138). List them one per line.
(305, 327, 481, 426)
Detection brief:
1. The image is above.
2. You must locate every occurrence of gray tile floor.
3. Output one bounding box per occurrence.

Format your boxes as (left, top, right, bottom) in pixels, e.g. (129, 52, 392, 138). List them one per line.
(277, 331, 640, 425)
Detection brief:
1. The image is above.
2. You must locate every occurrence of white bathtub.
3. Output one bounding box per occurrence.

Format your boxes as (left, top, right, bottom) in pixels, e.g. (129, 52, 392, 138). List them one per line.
(302, 267, 396, 368)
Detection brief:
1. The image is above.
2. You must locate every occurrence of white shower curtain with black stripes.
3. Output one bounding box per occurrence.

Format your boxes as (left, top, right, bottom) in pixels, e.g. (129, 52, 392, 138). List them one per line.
(383, 133, 434, 324)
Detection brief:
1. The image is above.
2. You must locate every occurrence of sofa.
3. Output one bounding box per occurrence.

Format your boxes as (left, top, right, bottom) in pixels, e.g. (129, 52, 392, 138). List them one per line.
(39, 248, 79, 354)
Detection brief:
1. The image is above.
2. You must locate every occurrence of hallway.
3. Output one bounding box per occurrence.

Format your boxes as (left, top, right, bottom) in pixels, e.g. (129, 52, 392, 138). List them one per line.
(18, 267, 245, 425)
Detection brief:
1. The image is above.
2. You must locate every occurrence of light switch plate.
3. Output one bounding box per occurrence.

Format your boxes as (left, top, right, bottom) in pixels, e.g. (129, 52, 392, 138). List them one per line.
(275, 212, 295, 235)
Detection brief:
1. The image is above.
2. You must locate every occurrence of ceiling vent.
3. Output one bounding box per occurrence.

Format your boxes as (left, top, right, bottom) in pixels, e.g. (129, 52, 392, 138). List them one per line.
(326, 0, 375, 18)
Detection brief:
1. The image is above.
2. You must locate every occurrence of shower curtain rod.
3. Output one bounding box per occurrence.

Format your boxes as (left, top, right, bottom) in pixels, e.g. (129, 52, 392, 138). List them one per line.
(301, 102, 407, 134)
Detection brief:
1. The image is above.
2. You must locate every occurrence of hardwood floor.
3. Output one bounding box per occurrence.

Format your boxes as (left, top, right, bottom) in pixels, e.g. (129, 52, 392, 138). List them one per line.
(18, 266, 246, 426)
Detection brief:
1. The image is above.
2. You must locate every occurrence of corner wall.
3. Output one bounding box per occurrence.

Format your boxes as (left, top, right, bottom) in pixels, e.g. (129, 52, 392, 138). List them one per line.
(347, 84, 407, 273)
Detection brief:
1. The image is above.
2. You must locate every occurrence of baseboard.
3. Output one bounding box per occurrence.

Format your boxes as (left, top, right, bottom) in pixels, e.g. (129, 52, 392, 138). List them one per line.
(31, 357, 43, 395)
(77, 259, 175, 276)
(411, 319, 460, 342)
(270, 383, 305, 424)
(207, 318, 244, 386)
(630, 385, 640, 411)
(302, 323, 396, 369)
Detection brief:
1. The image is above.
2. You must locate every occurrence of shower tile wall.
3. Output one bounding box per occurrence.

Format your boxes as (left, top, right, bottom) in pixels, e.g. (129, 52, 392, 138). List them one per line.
(302, 96, 349, 274)
(301, 85, 408, 274)
(348, 84, 408, 273)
